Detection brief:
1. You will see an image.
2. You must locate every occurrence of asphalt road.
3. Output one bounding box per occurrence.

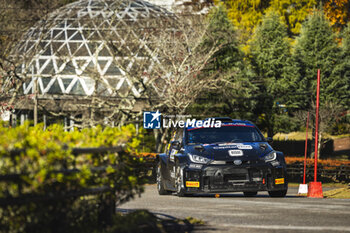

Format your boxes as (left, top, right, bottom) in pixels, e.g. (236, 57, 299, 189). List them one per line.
(118, 185, 350, 233)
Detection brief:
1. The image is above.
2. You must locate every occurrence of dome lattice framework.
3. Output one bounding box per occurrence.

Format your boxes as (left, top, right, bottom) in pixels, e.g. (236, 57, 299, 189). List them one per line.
(12, 0, 173, 113)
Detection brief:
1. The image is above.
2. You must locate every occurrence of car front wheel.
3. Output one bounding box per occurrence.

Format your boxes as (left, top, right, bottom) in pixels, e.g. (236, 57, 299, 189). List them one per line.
(175, 163, 188, 197)
(157, 162, 171, 195)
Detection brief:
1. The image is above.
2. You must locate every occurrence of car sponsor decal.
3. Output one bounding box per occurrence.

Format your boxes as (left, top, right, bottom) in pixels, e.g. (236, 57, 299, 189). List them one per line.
(186, 181, 200, 187)
(221, 123, 255, 128)
(213, 145, 238, 150)
(213, 143, 253, 150)
(228, 150, 243, 156)
(275, 178, 285, 184)
(218, 143, 238, 146)
(237, 145, 253, 150)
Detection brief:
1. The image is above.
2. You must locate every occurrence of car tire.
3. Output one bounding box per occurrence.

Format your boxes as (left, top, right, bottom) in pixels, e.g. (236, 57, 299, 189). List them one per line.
(156, 162, 171, 195)
(243, 191, 258, 197)
(175, 163, 188, 197)
(268, 189, 287, 197)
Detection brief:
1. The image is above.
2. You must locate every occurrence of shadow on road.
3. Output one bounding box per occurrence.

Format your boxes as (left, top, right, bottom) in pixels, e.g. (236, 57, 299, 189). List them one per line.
(182, 193, 303, 198)
(117, 208, 215, 232)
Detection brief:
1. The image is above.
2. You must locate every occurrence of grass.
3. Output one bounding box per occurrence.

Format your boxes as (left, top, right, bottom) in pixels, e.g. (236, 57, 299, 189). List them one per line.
(274, 132, 312, 141)
(324, 187, 350, 199)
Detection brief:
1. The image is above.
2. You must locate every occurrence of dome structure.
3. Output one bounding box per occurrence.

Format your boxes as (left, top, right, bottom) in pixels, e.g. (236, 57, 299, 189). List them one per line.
(14, 0, 172, 101)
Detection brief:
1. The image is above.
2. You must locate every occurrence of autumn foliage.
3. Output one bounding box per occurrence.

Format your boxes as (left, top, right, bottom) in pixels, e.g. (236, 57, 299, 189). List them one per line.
(285, 156, 350, 166)
(324, 0, 350, 30)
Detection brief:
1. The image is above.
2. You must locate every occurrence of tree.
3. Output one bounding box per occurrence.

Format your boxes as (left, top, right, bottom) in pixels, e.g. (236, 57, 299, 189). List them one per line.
(250, 12, 296, 137)
(329, 23, 350, 135)
(266, 0, 317, 36)
(332, 23, 350, 108)
(214, 0, 270, 50)
(0, 0, 79, 125)
(98, 10, 238, 151)
(295, 101, 343, 158)
(323, 0, 350, 31)
(1, 1, 234, 152)
(204, 4, 242, 71)
(189, 4, 257, 120)
(292, 9, 347, 110)
(292, 10, 348, 158)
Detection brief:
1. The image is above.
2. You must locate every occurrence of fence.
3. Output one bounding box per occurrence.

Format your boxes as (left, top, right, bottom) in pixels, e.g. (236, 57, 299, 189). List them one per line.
(272, 140, 334, 157)
(286, 163, 350, 183)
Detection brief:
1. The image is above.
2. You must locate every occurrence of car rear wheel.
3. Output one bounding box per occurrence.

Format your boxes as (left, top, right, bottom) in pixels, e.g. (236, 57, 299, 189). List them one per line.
(243, 191, 258, 197)
(268, 189, 287, 197)
(157, 162, 171, 195)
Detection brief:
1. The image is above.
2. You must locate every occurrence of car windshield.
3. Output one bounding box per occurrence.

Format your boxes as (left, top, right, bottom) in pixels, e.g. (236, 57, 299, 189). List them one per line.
(186, 125, 264, 144)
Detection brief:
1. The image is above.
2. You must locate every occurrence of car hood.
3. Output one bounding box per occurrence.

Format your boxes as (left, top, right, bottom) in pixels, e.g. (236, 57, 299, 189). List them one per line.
(185, 142, 273, 161)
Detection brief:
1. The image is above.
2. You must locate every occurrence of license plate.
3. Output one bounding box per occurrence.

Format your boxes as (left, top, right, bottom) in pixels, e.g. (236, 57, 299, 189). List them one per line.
(228, 150, 243, 156)
(186, 181, 200, 187)
(275, 178, 284, 184)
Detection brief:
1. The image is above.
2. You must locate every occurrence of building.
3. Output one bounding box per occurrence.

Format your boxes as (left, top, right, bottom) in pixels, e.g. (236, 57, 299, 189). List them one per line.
(6, 0, 174, 128)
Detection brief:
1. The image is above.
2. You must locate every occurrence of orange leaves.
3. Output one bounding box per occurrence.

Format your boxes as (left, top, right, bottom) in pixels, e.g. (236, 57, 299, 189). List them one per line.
(137, 152, 157, 158)
(324, 0, 349, 29)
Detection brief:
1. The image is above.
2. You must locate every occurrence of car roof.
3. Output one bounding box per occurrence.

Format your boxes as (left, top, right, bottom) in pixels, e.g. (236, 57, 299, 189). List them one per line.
(204, 117, 254, 125)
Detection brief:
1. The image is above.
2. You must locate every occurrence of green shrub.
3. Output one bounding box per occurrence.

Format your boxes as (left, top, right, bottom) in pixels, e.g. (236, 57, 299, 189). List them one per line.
(0, 122, 147, 233)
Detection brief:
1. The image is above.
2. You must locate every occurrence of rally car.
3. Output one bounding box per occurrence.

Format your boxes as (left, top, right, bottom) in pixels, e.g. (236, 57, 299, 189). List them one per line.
(156, 118, 288, 197)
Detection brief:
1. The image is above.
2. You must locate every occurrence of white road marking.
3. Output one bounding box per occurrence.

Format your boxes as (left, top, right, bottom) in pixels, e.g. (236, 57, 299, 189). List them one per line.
(222, 224, 350, 231)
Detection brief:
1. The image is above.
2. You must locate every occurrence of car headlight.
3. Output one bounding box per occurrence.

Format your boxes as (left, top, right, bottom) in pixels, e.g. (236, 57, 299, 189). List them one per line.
(264, 151, 277, 162)
(188, 153, 212, 164)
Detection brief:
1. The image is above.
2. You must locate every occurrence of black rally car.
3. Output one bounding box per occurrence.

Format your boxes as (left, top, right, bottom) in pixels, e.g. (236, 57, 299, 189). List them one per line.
(156, 118, 288, 197)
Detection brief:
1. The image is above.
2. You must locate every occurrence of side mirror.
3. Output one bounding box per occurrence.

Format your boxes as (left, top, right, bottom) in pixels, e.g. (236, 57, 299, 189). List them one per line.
(266, 137, 273, 143)
(170, 140, 181, 150)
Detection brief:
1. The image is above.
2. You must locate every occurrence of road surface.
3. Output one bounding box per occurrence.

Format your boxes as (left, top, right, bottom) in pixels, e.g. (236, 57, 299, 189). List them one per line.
(118, 185, 350, 232)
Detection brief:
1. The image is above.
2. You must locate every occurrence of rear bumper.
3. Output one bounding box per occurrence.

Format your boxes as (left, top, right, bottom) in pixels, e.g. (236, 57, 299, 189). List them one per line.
(182, 163, 287, 193)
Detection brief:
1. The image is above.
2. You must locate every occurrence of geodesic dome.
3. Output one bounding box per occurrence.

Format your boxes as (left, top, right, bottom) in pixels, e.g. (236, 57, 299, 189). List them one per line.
(14, 0, 171, 100)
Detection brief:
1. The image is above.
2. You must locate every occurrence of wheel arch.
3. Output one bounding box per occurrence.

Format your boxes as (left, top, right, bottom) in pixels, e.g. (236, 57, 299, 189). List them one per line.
(174, 153, 188, 166)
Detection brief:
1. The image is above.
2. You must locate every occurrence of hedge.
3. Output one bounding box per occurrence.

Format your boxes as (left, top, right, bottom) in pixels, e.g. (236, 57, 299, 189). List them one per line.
(0, 122, 147, 233)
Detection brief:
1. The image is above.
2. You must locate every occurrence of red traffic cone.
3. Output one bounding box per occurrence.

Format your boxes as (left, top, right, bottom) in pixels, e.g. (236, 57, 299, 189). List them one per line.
(307, 182, 323, 198)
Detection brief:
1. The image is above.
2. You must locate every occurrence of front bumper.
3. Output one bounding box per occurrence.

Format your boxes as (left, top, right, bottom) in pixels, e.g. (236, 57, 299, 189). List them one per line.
(183, 163, 287, 193)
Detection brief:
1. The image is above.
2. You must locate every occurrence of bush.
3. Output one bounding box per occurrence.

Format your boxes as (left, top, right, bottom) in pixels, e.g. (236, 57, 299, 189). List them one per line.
(0, 122, 147, 233)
